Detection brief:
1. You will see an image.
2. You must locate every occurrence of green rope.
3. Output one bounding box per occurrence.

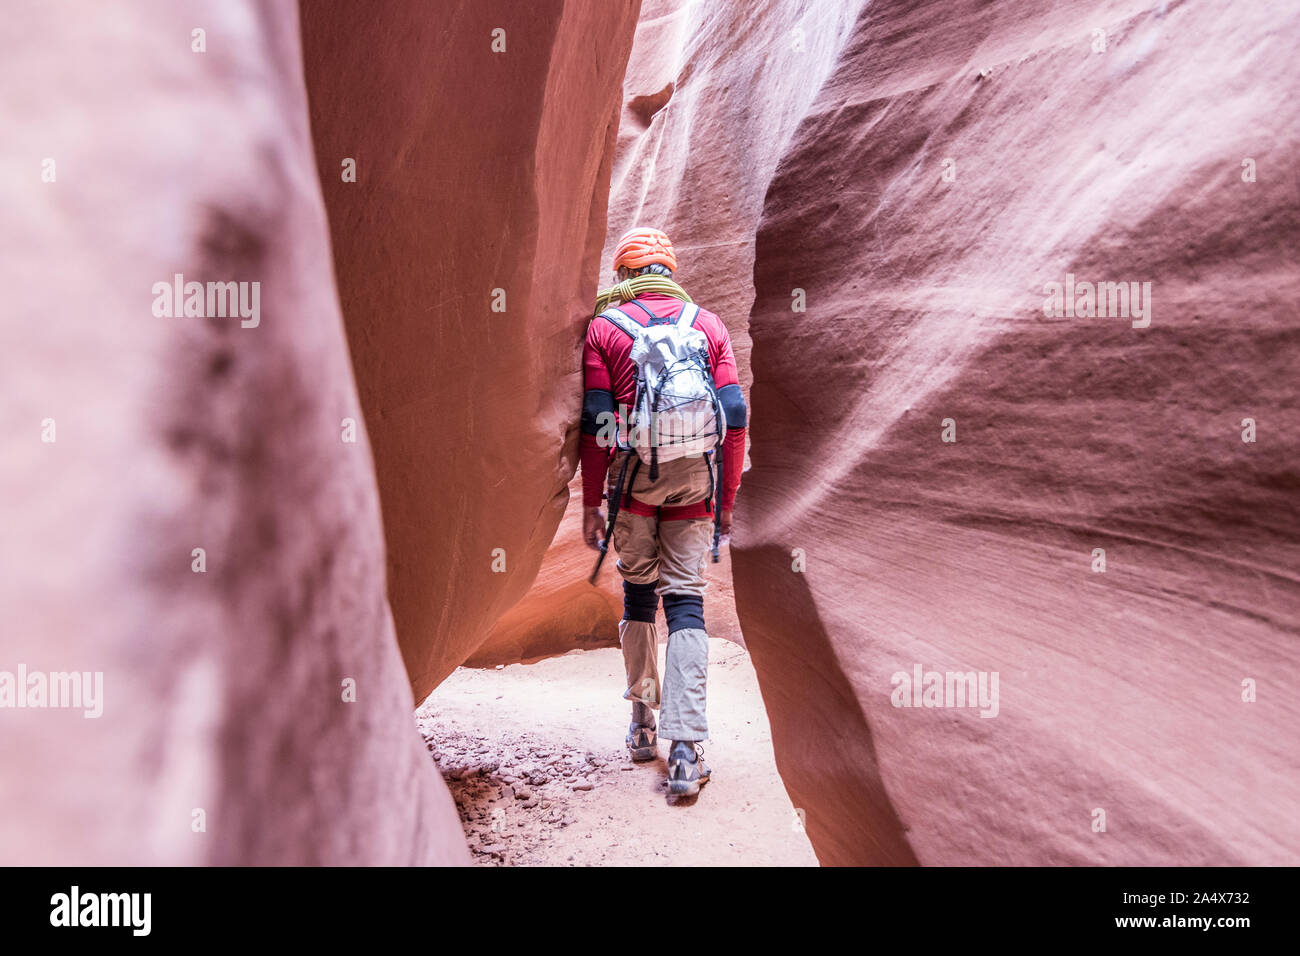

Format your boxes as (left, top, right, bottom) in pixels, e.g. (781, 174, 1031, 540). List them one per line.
(593, 275, 692, 316)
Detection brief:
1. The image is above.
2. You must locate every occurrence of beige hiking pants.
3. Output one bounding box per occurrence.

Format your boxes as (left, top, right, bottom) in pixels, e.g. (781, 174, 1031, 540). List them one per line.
(610, 451, 714, 742)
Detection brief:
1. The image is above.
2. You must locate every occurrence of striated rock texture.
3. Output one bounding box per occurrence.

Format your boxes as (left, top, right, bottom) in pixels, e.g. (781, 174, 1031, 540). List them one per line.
(734, 0, 1300, 864)
(601, 0, 864, 387)
(301, 0, 641, 699)
(0, 1, 465, 864)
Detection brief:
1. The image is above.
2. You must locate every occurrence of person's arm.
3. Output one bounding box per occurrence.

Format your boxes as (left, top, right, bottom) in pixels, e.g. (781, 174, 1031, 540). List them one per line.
(707, 314, 747, 532)
(580, 321, 615, 548)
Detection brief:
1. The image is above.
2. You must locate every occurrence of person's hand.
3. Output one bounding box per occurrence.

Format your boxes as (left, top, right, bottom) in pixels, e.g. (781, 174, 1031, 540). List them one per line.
(584, 506, 606, 551)
(718, 509, 733, 536)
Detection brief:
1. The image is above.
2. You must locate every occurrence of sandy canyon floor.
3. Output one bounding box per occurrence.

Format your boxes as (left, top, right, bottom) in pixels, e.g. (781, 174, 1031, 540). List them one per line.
(417, 636, 817, 866)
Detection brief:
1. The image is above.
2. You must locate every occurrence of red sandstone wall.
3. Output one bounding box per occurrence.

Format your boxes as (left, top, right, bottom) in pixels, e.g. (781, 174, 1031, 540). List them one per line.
(301, 0, 641, 698)
(733, 0, 1300, 865)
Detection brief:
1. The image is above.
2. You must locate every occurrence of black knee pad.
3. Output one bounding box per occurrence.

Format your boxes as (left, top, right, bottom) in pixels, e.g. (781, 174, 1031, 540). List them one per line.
(662, 593, 705, 633)
(622, 580, 660, 623)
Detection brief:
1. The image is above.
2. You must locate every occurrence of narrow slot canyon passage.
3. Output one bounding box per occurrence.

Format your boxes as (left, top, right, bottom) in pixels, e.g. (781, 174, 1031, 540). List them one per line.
(6, 0, 1297, 881)
(419, 641, 815, 866)
(417, 549, 816, 866)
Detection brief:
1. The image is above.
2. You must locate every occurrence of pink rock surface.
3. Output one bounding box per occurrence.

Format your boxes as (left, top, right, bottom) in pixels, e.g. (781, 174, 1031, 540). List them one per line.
(602, 0, 865, 387)
(301, 0, 641, 700)
(0, 1, 465, 863)
(6, 0, 1294, 870)
(733, 0, 1300, 864)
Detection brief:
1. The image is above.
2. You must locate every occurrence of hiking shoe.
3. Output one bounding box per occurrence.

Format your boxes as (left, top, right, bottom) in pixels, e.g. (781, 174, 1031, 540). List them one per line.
(626, 722, 658, 762)
(667, 740, 711, 796)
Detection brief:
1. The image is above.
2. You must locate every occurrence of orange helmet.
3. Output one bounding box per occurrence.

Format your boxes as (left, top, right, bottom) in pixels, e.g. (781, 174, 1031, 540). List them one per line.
(612, 227, 677, 273)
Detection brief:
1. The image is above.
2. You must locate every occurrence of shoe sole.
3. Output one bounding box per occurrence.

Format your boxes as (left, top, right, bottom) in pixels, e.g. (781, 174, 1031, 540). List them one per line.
(667, 772, 710, 796)
(628, 745, 658, 762)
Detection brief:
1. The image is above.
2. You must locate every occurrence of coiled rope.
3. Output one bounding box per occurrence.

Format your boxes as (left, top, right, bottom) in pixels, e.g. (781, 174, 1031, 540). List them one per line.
(593, 275, 693, 316)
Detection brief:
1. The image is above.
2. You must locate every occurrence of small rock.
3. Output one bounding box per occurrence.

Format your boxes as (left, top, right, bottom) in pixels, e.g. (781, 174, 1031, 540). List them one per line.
(571, 781, 595, 792)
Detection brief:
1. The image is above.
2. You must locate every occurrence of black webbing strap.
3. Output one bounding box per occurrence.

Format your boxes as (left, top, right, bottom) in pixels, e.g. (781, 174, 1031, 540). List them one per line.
(589, 453, 641, 584)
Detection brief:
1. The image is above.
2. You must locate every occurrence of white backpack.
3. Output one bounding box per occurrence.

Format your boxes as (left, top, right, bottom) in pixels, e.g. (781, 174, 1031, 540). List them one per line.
(600, 302, 725, 478)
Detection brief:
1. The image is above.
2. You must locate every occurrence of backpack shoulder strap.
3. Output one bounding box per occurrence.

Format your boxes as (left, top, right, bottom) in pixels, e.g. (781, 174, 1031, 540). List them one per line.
(676, 303, 701, 330)
(599, 307, 640, 340)
(623, 299, 662, 325)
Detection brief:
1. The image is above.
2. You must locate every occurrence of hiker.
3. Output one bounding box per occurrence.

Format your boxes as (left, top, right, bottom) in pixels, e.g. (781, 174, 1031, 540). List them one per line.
(579, 227, 746, 796)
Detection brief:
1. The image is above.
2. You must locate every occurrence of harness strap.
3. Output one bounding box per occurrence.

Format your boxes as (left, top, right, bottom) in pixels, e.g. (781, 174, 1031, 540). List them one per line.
(663, 500, 714, 521)
(623, 299, 663, 325)
(622, 496, 714, 521)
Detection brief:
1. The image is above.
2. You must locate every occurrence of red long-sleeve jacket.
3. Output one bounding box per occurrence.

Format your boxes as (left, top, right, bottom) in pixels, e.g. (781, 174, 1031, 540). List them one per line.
(580, 291, 746, 511)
